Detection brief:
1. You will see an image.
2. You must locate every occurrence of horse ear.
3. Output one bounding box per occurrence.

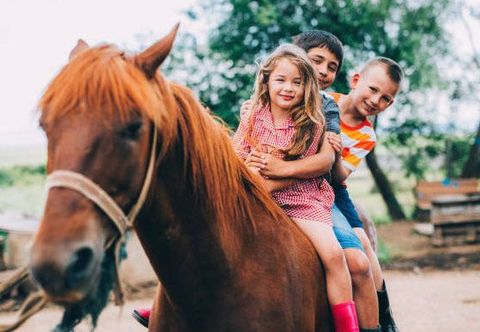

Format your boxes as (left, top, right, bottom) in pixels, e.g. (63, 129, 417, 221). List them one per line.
(69, 39, 89, 60)
(135, 23, 180, 79)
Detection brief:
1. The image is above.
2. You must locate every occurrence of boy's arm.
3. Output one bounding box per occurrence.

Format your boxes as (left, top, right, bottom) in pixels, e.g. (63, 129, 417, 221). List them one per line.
(332, 132, 376, 183)
(331, 158, 353, 183)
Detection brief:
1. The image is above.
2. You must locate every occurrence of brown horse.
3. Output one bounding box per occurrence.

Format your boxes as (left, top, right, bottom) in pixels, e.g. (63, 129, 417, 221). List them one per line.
(29, 25, 332, 331)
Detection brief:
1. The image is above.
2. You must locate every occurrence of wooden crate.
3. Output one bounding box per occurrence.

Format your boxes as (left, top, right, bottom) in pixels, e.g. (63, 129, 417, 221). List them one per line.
(431, 194, 480, 246)
(415, 179, 480, 221)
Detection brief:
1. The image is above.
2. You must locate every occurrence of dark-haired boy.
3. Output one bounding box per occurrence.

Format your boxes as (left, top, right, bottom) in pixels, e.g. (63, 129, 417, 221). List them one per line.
(246, 31, 399, 332)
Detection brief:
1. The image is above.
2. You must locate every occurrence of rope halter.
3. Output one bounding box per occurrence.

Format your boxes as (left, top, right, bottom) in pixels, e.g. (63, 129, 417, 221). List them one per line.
(45, 128, 158, 305)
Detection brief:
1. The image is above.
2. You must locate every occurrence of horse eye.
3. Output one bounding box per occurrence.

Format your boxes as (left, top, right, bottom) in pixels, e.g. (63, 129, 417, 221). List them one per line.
(120, 121, 143, 140)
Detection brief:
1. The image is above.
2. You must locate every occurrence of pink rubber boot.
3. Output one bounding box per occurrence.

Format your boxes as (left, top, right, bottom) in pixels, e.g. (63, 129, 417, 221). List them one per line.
(331, 301, 360, 332)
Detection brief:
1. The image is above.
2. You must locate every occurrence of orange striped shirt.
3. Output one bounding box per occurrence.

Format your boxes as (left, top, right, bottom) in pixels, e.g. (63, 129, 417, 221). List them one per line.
(340, 119, 376, 171)
(330, 92, 376, 171)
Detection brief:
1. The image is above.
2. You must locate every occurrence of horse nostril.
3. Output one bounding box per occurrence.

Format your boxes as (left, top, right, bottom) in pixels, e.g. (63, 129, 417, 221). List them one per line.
(65, 247, 95, 288)
(70, 247, 94, 274)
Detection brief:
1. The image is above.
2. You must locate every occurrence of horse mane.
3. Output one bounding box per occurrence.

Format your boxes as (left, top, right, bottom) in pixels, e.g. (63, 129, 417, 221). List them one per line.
(39, 44, 290, 260)
(166, 83, 292, 254)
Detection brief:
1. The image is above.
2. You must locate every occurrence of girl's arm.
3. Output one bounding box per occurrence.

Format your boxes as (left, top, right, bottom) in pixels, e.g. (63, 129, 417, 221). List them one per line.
(264, 178, 295, 193)
(246, 135, 336, 179)
(248, 166, 294, 193)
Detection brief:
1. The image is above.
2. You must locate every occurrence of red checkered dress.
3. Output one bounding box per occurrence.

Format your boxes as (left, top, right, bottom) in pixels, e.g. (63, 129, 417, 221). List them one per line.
(233, 106, 334, 225)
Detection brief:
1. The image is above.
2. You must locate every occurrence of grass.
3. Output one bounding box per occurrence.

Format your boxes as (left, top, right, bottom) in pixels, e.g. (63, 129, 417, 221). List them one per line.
(0, 182, 46, 217)
(0, 165, 46, 218)
(0, 146, 47, 217)
(376, 239, 392, 264)
(346, 164, 416, 224)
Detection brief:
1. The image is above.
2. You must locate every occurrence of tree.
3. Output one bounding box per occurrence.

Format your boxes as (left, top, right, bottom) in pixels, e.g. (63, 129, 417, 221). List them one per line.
(462, 120, 480, 178)
(168, 0, 456, 220)
(458, 3, 480, 178)
(190, 0, 451, 126)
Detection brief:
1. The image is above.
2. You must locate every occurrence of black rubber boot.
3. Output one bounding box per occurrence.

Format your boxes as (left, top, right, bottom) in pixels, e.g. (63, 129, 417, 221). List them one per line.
(132, 308, 149, 328)
(378, 281, 399, 332)
(360, 325, 382, 332)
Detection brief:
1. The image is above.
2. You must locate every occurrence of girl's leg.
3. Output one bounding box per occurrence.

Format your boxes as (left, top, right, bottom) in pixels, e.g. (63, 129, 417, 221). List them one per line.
(293, 219, 359, 332)
(293, 219, 351, 304)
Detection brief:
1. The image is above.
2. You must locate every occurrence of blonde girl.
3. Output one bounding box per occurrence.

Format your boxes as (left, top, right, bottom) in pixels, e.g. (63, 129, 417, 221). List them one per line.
(233, 44, 359, 332)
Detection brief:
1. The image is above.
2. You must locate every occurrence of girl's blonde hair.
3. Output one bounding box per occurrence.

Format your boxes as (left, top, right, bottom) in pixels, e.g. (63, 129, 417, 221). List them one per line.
(248, 44, 325, 160)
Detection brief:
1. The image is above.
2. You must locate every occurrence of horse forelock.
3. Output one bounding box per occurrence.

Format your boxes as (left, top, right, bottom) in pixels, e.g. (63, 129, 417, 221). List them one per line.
(39, 44, 178, 145)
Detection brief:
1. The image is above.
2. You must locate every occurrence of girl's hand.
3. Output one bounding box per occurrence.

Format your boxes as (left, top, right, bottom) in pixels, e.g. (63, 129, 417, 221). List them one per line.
(248, 166, 262, 176)
(326, 132, 342, 154)
(246, 149, 288, 179)
(240, 99, 253, 118)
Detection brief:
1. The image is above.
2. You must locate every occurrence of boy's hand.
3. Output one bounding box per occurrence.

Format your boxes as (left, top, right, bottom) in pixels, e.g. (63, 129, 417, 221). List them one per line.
(246, 149, 288, 179)
(240, 99, 253, 118)
(326, 132, 342, 154)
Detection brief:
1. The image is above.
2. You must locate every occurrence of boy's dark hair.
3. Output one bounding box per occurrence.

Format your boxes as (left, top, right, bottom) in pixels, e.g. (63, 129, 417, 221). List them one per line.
(292, 30, 344, 73)
(361, 57, 403, 84)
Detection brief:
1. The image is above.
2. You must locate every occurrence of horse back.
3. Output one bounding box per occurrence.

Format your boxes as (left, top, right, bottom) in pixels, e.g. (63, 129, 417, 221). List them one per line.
(149, 209, 333, 331)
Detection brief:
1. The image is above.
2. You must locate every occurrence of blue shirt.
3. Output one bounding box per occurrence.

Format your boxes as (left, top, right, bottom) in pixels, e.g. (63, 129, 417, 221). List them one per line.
(322, 91, 340, 134)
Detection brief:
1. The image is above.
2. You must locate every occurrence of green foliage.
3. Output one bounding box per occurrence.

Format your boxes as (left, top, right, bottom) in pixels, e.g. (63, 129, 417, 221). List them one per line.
(372, 212, 392, 226)
(383, 118, 474, 179)
(0, 165, 46, 187)
(0, 165, 46, 217)
(179, 0, 451, 128)
(383, 118, 444, 179)
(377, 239, 392, 264)
(446, 134, 475, 177)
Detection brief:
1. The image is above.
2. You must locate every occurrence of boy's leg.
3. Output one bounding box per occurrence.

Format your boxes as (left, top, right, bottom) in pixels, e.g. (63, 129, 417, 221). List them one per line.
(353, 228, 383, 290)
(333, 183, 397, 331)
(132, 308, 150, 327)
(354, 228, 399, 332)
(333, 183, 382, 288)
(332, 206, 380, 331)
(344, 248, 379, 329)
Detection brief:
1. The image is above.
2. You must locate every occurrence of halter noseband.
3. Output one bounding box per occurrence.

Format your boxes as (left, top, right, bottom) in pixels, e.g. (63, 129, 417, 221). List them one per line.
(45, 128, 158, 305)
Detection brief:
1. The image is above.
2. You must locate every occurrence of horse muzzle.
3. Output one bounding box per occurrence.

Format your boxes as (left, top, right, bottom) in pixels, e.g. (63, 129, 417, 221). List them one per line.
(30, 241, 103, 303)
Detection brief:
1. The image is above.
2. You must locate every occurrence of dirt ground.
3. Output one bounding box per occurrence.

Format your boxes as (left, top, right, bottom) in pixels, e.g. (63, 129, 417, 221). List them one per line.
(1, 222, 479, 331)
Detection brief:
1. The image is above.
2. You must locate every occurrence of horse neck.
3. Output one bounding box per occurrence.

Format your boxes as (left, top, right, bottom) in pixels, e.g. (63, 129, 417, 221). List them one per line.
(134, 142, 243, 317)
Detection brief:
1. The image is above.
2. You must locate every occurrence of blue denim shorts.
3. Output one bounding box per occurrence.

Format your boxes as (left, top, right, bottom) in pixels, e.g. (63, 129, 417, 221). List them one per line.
(332, 204, 364, 251)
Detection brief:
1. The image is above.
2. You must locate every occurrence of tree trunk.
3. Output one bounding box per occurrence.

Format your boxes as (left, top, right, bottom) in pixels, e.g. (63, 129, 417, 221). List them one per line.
(366, 148, 406, 221)
(461, 119, 480, 178)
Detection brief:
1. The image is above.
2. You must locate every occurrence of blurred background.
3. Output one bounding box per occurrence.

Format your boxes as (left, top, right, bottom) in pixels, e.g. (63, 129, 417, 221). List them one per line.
(0, 0, 479, 331)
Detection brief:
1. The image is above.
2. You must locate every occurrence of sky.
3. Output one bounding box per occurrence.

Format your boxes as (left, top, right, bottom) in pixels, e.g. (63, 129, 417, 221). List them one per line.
(0, 0, 479, 149)
(0, 0, 196, 147)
